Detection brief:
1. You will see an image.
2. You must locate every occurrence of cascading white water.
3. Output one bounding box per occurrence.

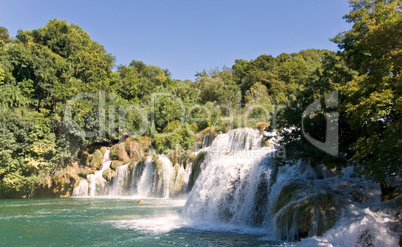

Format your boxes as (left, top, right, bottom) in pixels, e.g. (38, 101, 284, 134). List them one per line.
(72, 180, 89, 197)
(109, 163, 130, 196)
(200, 128, 264, 169)
(72, 149, 112, 197)
(72, 151, 196, 198)
(88, 149, 112, 196)
(202, 133, 213, 148)
(136, 156, 154, 197)
(181, 128, 399, 245)
(183, 161, 193, 193)
(71, 128, 399, 245)
(151, 155, 174, 198)
(173, 166, 186, 195)
(182, 128, 273, 225)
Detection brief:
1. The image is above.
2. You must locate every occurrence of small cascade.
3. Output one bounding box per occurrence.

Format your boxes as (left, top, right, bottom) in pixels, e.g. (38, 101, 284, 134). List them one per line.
(214, 128, 262, 152)
(199, 128, 264, 173)
(87, 149, 112, 196)
(72, 150, 196, 198)
(136, 156, 154, 197)
(173, 166, 186, 195)
(202, 134, 213, 148)
(129, 162, 141, 194)
(72, 180, 89, 197)
(109, 163, 130, 196)
(72, 149, 112, 197)
(182, 161, 193, 193)
(151, 155, 174, 198)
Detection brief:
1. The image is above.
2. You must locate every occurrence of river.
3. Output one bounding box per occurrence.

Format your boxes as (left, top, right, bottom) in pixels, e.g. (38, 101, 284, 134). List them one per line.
(0, 197, 282, 246)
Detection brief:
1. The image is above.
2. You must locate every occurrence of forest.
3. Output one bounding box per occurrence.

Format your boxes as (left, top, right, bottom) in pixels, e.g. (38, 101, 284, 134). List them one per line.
(0, 0, 400, 198)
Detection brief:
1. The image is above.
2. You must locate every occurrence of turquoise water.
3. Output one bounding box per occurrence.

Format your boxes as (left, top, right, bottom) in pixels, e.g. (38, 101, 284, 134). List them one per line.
(0, 198, 281, 246)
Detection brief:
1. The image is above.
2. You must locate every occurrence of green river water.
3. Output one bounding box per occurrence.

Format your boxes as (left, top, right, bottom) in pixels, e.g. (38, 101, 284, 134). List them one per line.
(0, 197, 282, 247)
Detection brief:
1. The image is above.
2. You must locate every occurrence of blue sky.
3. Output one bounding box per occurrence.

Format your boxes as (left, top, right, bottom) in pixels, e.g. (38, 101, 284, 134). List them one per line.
(0, 0, 352, 81)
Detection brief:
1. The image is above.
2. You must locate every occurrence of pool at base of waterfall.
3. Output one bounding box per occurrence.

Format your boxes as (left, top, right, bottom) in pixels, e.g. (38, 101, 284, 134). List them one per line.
(0, 197, 286, 247)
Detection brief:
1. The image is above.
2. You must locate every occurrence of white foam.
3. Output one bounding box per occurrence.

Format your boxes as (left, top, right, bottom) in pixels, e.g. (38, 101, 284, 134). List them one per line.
(112, 213, 184, 234)
(296, 206, 398, 247)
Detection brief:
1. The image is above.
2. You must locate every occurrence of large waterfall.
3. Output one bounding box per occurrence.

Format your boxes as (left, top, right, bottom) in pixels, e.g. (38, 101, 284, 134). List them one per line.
(180, 128, 398, 245)
(72, 128, 399, 245)
(182, 128, 273, 226)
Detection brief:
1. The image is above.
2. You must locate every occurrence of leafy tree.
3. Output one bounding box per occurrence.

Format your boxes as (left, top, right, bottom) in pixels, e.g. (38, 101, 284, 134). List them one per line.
(279, 51, 358, 168)
(244, 82, 273, 119)
(333, 0, 402, 184)
(17, 19, 114, 84)
(0, 27, 10, 43)
(196, 74, 240, 109)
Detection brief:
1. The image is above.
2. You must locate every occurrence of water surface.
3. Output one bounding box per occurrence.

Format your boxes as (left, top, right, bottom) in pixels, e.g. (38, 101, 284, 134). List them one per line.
(0, 197, 282, 246)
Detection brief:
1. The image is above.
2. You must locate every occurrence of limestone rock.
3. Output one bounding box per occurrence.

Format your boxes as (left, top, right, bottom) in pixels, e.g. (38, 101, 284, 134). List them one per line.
(102, 168, 116, 184)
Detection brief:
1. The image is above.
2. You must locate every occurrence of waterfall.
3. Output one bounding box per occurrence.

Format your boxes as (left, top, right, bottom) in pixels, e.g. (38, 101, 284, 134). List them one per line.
(73, 149, 112, 197)
(88, 149, 112, 196)
(151, 155, 174, 198)
(71, 128, 398, 245)
(72, 180, 89, 197)
(136, 156, 154, 197)
(109, 163, 130, 196)
(72, 150, 194, 198)
(180, 128, 391, 243)
(182, 128, 273, 225)
(183, 161, 193, 193)
(202, 133, 213, 148)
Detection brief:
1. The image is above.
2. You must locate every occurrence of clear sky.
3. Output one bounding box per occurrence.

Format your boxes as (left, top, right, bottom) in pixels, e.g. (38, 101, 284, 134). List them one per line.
(0, 0, 352, 81)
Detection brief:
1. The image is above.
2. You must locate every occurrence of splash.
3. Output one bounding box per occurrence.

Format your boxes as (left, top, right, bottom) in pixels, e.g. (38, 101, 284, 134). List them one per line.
(181, 128, 399, 245)
(72, 128, 399, 246)
(72, 149, 197, 198)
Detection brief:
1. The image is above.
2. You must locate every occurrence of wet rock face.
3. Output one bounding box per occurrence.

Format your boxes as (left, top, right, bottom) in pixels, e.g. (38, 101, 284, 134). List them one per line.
(313, 164, 339, 179)
(349, 191, 369, 204)
(274, 183, 346, 241)
(124, 136, 151, 162)
(188, 151, 207, 191)
(110, 160, 125, 170)
(89, 149, 104, 170)
(110, 143, 130, 162)
(102, 168, 116, 184)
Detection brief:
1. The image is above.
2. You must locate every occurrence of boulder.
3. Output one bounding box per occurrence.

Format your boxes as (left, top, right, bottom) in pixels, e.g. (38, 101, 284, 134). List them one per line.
(110, 143, 130, 162)
(102, 168, 116, 184)
(89, 149, 104, 170)
(256, 121, 269, 134)
(275, 191, 345, 241)
(110, 161, 125, 170)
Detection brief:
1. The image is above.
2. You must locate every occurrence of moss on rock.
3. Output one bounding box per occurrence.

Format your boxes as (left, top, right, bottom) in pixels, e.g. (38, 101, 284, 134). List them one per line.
(273, 183, 303, 214)
(124, 136, 151, 162)
(102, 168, 116, 183)
(89, 149, 104, 170)
(110, 160, 125, 170)
(275, 192, 345, 241)
(111, 143, 130, 162)
(188, 151, 207, 190)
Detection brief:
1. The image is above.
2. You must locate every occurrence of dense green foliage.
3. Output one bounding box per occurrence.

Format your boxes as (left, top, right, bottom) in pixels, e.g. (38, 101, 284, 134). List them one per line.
(279, 0, 401, 186)
(0, 0, 400, 197)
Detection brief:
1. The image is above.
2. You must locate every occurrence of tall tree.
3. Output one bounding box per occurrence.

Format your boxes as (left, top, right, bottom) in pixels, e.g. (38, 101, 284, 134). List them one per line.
(333, 0, 402, 184)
